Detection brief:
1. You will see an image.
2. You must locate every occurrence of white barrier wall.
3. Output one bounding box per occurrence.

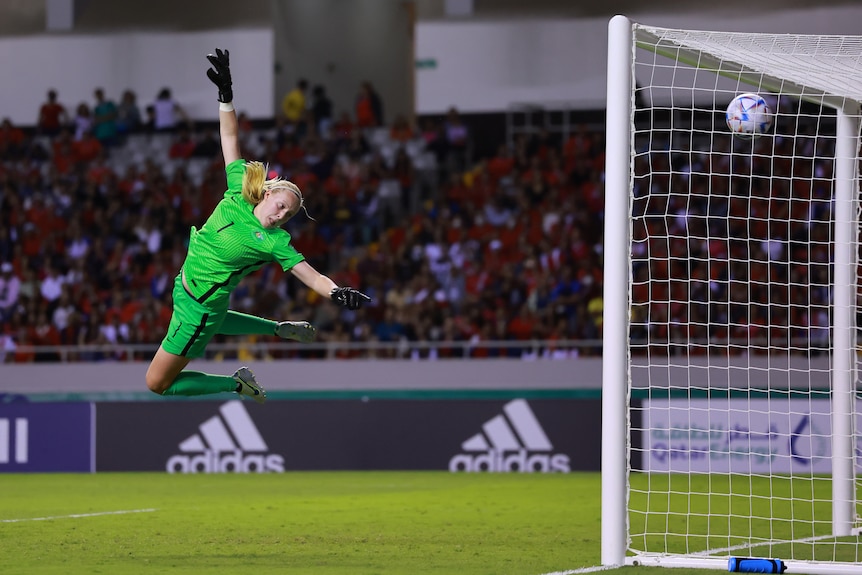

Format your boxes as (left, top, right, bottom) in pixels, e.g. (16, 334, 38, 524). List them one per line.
(1, 358, 596, 396)
(0, 355, 836, 397)
(415, 6, 862, 113)
(3, 6, 862, 124)
(0, 28, 273, 125)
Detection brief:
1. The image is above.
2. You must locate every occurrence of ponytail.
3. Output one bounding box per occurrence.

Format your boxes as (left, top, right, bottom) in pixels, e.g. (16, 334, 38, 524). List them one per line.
(241, 161, 267, 205)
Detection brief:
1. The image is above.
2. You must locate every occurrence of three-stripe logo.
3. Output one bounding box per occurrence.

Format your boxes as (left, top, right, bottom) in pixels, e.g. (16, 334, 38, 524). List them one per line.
(449, 399, 570, 473)
(0, 418, 28, 465)
(165, 401, 284, 473)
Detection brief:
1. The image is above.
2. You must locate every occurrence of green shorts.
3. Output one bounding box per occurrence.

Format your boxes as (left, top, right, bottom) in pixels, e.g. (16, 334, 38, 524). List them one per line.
(161, 274, 228, 358)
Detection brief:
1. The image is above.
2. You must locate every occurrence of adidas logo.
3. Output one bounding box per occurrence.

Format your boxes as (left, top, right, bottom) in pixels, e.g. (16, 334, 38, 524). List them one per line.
(0, 417, 28, 464)
(166, 401, 284, 473)
(449, 399, 570, 473)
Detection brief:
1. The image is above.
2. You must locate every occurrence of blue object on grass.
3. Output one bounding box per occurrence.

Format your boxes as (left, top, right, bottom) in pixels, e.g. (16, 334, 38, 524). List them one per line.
(728, 557, 787, 573)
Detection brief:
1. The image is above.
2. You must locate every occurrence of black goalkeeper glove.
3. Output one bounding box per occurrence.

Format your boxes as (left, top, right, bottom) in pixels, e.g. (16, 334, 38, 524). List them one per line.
(331, 287, 371, 310)
(206, 48, 233, 103)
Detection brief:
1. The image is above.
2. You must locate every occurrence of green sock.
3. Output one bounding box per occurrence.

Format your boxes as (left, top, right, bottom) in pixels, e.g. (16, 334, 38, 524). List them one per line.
(161, 371, 238, 396)
(219, 310, 277, 336)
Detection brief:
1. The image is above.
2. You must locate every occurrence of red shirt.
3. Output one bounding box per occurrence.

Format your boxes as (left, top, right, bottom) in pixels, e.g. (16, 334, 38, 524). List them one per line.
(291, 170, 318, 192)
(0, 125, 25, 148)
(169, 139, 196, 159)
(39, 103, 65, 131)
(356, 97, 375, 128)
(508, 314, 535, 340)
(73, 137, 103, 164)
(487, 156, 514, 182)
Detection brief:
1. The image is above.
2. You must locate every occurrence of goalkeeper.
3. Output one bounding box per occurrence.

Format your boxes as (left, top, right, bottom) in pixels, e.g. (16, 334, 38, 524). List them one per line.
(145, 48, 370, 404)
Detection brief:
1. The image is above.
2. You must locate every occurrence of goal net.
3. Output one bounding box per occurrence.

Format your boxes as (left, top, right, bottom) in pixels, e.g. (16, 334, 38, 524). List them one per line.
(602, 15, 862, 574)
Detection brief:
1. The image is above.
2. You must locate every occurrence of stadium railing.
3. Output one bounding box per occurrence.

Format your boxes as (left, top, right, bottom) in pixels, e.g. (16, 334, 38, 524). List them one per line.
(1, 338, 603, 362)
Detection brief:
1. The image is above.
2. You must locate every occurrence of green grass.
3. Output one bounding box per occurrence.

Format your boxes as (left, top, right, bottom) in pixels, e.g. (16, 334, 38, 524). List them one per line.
(628, 473, 862, 564)
(1, 472, 597, 575)
(1, 472, 859, 575)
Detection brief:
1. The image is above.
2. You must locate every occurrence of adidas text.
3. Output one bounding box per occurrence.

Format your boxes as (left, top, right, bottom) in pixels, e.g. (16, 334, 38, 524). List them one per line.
(0, 417, 28, 464)
(449, 450, 570, 472)
(166, 401, 284, 473)
(449, 399, 570, 473)
(167, 451, 285, 473)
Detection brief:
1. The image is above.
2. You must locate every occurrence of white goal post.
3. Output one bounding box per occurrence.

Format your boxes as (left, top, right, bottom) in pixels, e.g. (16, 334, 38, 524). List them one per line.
(602, 15, 862, 574)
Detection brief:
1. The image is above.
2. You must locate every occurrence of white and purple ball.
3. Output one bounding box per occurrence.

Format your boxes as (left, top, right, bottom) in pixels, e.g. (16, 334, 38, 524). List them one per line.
(725, 93, 773, 138)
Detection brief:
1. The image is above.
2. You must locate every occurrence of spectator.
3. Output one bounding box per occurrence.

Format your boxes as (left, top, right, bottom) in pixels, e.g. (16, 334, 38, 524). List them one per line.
(484, 195, 513, 227)
(443, 106, 469, 174)
(148, 258, 172, 300)
(507, 303, 537, 341)
(37, 89, 69, 137)
(100, 313, 130, 348)
(72, 128, 103, 165)
(355, 81, 381, 128)
(152, 87, 188, 132)
(237, 110, 253, 135)
(390, 114, 414, 143)
(364, 81, 384, 126)
(281, 78, 308, 130)
(64, 222, 90, 261)
(0, 262, 20, 321)
(310, 84, 333, 138)
(192, 130, 220, 158)
(51, 130, 77, 175)
(92, 88, 118, 147)
(73, 102, 93, 141)
(420, 117, 446, 167)
(331, 110, 355, 146)
(0, 118, 26, 159)
(39, 264, 65, 304)
(133, 214, 162, 254)
(51, 286, 77, 333)
(168, 128, 196, 159)
(0, 331, 16, 363)
(391, 146, 415, 213)
(345, 129, 370, 161)
(374, 308, 405, 346)
(0, 227, 13, 264)
(116, 89, 142, 136)
(32, 310, 61, 362)
(143, 104, 156, 132)
(487, 143, 515, 182)
(15, 267, 39, 303)
(84, 149, 112, 185)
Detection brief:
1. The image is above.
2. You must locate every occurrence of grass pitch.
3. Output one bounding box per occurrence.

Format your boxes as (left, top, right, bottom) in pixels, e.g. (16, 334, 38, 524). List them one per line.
(4, 471, 851, 575)
(2, 471, 601, 575)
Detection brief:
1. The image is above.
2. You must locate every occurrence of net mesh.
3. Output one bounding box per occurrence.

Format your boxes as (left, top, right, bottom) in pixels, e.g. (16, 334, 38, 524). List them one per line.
(627, 24, 862, 566)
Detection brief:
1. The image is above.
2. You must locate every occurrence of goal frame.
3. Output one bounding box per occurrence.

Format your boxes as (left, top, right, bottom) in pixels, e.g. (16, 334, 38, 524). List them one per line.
(601, 14, 860, 574)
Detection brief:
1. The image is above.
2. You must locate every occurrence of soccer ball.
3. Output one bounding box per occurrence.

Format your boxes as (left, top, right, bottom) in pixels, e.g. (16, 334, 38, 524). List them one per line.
(725, 93, 773, 137)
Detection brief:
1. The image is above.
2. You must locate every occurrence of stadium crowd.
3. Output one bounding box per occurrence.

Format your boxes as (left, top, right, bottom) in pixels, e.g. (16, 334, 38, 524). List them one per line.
(0, 87, 606, 362)
(628, 113, 837, 358)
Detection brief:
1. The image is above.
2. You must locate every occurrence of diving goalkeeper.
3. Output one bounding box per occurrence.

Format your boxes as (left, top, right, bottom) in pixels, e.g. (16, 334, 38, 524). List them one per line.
(145, 48, 370, 403)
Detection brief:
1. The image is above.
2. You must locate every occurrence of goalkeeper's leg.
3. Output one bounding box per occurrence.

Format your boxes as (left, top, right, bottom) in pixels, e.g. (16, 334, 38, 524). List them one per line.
(147, 302, 269, 401)
(146, 293, 305, 401)
(145, 347, 266, 403)
(219, 309, 316, 343)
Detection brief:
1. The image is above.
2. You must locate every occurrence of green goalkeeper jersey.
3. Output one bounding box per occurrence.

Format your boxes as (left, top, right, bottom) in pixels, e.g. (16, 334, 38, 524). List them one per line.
(180, 159, 305, 310)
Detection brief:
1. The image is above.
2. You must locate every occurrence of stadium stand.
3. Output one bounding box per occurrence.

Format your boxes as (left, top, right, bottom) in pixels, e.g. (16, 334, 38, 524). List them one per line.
(0, 98, 604, 362)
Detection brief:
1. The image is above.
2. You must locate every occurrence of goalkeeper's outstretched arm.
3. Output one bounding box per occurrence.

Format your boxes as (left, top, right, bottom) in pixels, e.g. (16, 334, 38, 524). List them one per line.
(205, 47, 240, 165)
(290, 261, 372, 311)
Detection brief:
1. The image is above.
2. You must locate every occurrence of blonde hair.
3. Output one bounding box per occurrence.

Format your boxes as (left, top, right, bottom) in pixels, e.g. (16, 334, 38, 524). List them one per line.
(242, 161, 307, 217)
